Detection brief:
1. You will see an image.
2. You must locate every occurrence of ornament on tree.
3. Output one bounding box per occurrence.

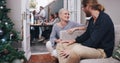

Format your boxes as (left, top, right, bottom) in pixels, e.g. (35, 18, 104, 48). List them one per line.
(0, 29, 3, 36)
(4, 49, 9, 54)
(10, 33, 13, 40)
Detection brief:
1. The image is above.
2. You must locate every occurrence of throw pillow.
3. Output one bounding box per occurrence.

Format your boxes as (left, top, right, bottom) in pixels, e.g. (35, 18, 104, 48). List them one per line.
(112, 43, 120, 60)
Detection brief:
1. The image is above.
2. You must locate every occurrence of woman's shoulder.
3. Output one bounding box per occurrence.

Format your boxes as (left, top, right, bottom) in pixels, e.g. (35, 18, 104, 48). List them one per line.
(68, 21, 78, 25)
(53, 22, 60, 28)
(69, 21, 77, 24)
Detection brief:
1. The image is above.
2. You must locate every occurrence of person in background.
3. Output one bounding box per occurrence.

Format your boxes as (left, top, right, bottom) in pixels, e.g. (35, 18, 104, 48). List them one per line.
(30, 10, 39, 43)
(44, 12, 60, 25)
(32, 10, 40, 41)
(37, 6, 46, 22)
(53, 12, 60, 24)
(42, 14, 55, 40)
(46, 8, 84, 58)
(56, 0, 114, 63)
(44, 14, 55, 25)
(37, 6, 46, 40)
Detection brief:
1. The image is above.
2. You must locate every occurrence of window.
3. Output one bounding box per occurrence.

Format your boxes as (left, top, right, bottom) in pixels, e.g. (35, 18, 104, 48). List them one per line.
(64, 0, 81, 24)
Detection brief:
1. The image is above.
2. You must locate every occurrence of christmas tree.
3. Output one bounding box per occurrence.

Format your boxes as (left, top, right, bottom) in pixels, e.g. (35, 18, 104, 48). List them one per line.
(0, 0, 26, 62)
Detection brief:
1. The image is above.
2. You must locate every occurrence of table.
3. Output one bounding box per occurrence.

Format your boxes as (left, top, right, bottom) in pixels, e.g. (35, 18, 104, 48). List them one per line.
(30, 23, 53, 41)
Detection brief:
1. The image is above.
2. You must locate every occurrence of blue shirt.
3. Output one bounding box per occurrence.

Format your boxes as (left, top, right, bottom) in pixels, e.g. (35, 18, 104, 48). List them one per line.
(50, 21, 81, 46)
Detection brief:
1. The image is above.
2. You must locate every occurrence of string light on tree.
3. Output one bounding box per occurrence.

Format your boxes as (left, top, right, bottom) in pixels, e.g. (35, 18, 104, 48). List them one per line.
(0, 6, 3, 9)
(2, 1, 5, 4)
(5, 22, 8, 25)
(1, 38, 6, 42)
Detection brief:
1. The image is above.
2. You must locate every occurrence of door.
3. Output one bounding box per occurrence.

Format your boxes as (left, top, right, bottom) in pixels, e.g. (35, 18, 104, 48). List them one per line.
(22, 0, 31, 60)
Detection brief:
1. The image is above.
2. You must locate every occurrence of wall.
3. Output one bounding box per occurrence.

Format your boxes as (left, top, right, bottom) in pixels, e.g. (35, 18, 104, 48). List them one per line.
(81, 0, 120, 25)
(47, 0, 63, 14)
(6, 0, 22, 32)
(99, 0, 120, 25)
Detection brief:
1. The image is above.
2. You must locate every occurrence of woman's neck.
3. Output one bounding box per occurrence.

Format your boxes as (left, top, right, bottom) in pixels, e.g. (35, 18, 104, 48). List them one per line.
(59, 20, 68, 28)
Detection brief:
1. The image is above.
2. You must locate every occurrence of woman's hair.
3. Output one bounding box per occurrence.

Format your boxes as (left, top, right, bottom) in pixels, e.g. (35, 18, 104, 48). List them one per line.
(50, 14, 55, 19)
(32, 10, 36, 15)
(58, 8, 69, 19)
(55, 12, 58, 18)
(82, 0, 105, 11)
(58, 8, 68, 15)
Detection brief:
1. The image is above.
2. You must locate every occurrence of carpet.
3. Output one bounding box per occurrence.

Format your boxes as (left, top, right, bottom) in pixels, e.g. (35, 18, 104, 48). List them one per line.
(28, 53, 58, 63)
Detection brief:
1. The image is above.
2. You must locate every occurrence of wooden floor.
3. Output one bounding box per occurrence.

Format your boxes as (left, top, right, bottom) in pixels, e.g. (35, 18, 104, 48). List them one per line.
(28, 53, 58, 63)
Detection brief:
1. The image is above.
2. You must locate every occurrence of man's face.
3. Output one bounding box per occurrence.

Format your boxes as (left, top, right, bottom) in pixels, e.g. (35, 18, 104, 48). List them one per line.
(82, 5, 91, 17)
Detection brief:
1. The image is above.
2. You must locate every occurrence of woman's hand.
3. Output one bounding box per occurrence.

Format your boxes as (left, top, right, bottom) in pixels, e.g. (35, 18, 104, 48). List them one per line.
(67, 26, 86, 34)
(67, 28, 76, 34)
(55, 39, 62, 43)
(61, 40, 76, 46)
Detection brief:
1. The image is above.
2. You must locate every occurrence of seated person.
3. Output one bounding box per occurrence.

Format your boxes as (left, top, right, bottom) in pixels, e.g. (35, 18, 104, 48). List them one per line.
(42, 14, 55, 40)
(56, 0, 114, 63)
(46, 8, 85, 58)
(44, 13, 59, 25)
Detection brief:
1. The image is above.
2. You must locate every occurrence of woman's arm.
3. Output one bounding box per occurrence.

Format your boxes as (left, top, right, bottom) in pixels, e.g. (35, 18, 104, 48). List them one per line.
(67, 26, 86, 34)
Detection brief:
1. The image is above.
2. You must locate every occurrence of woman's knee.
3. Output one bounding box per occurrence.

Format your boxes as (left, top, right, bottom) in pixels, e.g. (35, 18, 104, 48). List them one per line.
(46, 41, 54, 52)
(46, 41, 52, 47)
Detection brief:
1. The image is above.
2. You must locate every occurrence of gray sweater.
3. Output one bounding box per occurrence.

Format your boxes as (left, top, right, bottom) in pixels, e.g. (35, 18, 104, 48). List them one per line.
(50, 21, 81, 46)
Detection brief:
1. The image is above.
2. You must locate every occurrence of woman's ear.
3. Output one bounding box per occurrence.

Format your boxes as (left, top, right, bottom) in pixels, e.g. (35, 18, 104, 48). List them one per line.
(59, 14, 61, 19)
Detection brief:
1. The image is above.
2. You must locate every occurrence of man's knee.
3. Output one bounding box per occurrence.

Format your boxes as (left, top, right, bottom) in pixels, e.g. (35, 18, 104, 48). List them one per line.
(70, 44, 84, 57)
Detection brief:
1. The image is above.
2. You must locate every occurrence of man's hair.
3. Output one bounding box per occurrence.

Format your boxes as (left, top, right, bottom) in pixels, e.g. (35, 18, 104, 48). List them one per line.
(82, 0, 105, 11)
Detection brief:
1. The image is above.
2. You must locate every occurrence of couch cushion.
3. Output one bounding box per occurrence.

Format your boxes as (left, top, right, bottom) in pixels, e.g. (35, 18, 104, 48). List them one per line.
(80, 57, 120, 63)
(112, 25, 120, 60)
(114, 25, 120, 49)
(112, 42, 120, 60)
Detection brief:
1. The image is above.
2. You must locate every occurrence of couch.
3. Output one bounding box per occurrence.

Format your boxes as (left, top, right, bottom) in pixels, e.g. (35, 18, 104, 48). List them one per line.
(60, 25, 120, 63)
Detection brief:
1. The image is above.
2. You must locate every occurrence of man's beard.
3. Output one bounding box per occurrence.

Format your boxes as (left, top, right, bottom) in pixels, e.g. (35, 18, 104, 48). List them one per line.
(85, 10, 91, 17)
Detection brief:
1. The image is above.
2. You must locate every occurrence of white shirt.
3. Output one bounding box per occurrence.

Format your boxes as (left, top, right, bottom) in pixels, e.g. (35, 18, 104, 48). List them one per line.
(38, 9, 46, 19)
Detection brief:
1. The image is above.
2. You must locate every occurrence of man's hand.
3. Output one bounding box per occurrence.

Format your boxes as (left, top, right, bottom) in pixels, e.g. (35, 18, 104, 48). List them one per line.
(60, 49, 70, 58)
